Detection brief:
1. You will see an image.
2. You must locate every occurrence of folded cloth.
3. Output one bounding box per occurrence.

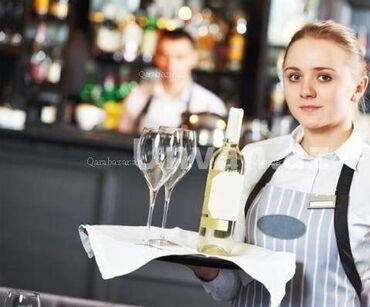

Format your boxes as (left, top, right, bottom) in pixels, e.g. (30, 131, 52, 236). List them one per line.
(79, 225, 296, 307)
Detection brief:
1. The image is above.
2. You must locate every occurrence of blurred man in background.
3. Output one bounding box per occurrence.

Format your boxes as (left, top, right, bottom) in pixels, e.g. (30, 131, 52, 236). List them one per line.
(118, 29, 226, 134)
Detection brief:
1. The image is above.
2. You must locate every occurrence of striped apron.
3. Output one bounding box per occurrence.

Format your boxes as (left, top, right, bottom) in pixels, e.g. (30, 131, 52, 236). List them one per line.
(234, 158, 362, 307)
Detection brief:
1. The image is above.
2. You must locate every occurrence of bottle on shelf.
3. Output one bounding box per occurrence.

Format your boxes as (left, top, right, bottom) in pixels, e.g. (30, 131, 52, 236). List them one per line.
(140, 13, 158, 63)
(48, 0, 70, 20)
(121, 14, 143, 62)
(227, 11, 247, 71)
(46, 45, 62, 83)
(95, 4, 121, 55)
(100, 73, 116, 106)
(33, 0, 50, 16)
(30, 21, 49, 83)
(196, 8, 217, 71)
(197, 107, 245, 256)
(0, 0, 24, 47)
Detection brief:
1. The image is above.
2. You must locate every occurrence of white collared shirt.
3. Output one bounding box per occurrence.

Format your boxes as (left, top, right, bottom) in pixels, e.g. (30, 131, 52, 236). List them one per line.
(202, 125, 370, 306)
(119, 81, 226, 134)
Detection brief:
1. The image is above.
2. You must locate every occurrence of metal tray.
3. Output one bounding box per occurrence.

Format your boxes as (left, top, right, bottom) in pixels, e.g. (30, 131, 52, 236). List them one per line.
(159, 254, 239, 269)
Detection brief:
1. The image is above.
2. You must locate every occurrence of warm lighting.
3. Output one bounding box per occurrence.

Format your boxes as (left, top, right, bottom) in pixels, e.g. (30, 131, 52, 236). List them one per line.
(216, 119, 226, 130)
(198, 129, 209, 146)
(157, 17, 167, 30)
(198, 25, 208, 36)
(189, 114, 199, 124)
(126, 14, 135, 23)
(237, 22, 247, 34)
(209, 24, 219, 35)
(178, 6, 192, 21)
(193, 12, 203, 24)
(90, 12, 104, 23)
(165, 19, 177, 31)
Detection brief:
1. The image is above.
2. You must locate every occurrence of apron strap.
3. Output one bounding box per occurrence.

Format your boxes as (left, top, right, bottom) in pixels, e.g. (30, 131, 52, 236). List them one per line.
(334, 164, 362, 299)
(180, 85, 194, 124)
(243, 157, 362, 299)
(244, 157, 286, 218)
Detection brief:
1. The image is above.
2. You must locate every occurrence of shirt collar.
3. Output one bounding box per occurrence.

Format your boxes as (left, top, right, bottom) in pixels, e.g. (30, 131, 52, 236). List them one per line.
(153, 80, 193, 102)
(335, 124, 363, 171)
(287, 124, 363, 170)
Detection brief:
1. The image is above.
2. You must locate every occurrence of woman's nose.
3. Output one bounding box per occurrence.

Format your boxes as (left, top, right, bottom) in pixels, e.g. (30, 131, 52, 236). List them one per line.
(299, 79, 317, 99)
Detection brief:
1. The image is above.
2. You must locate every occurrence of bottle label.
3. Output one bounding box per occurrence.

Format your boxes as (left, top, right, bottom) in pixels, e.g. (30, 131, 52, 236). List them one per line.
(208, 172, 244, 220)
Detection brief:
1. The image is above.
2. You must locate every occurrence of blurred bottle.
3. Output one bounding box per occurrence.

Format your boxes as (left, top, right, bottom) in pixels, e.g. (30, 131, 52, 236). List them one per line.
(0, 0, 24, 47)
(227, 11, 247, 71)
(33, 0, 49, 16)
(95, 4, 121, 55)
(197, 9, 216, 71)
(46, 45, 62, 83)
(30, 22, 49, 83)
(100, 73, 116, 106)
(140, 14, 158, 63)
(115, 68, 137, 101)
(122, 14, 143, 62)
(49, 0, 69, 20)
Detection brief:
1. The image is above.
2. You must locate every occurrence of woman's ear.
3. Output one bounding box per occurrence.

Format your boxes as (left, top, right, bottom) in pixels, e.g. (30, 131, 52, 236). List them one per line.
(352, 75, 369, 102)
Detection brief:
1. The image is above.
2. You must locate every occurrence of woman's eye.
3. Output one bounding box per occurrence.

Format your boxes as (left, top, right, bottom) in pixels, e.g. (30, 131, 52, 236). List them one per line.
(287, 73, 301, 82)
(318, 75, 332, 82)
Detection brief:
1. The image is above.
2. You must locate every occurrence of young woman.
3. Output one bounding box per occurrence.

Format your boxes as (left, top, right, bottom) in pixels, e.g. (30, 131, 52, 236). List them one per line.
(192, 20, 370, 307)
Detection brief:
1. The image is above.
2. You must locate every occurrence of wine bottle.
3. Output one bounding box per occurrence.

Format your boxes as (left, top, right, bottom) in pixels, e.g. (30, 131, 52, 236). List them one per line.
(197, 107, 245, 256)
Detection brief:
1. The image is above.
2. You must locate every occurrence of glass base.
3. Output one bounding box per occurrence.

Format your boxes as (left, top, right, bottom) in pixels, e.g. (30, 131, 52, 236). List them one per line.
(149, 238, 181, 248)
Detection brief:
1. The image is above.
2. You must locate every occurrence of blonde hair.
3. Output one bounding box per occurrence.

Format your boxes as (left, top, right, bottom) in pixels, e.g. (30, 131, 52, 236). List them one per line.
(283, 20, 368, 78)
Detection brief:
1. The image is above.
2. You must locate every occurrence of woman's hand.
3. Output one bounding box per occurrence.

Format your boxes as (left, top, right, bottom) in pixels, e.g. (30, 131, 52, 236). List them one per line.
(189, 265, 220, 282)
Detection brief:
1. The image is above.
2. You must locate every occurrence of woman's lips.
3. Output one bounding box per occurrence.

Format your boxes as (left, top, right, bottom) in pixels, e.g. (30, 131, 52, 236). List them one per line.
(299, 105, 322, 112)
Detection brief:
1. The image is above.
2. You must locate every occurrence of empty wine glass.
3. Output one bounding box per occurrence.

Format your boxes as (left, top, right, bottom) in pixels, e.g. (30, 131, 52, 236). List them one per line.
(5, 290, 41, 307)
(148, 127, 183, 246)
(135, 127, 182, 243)
(152, 127, 197, 247)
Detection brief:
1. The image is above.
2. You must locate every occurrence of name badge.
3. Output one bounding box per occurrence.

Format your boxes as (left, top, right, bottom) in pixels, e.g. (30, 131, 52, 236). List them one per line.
(308, 194, 336, 209)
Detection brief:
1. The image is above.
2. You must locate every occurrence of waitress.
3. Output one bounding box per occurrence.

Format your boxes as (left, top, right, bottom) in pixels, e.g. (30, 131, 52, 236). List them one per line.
(192, 20, 370, 306)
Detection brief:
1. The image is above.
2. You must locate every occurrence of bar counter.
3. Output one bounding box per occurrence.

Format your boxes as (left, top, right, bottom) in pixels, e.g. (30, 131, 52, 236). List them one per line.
(0, 126, 227, 307)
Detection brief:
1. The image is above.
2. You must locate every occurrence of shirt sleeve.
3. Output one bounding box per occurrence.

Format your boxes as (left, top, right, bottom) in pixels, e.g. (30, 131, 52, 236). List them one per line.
(208, 96, 227, 117)
(190, 85, 227, 116)
(200, 269, 253, 301)
(118, 86, 149, 134)
(361, 278, 370, 307)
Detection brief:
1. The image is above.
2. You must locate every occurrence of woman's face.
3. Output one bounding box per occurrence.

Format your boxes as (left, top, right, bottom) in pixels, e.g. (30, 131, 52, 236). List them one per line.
(283, 37, 358, 131)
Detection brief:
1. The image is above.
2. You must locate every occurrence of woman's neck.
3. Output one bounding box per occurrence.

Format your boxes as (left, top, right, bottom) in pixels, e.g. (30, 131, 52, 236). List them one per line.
(300, 121, 353, 156)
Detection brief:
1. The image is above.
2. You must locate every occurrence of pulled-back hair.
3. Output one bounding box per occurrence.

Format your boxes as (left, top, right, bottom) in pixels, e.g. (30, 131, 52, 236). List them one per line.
(283, 20, 368, 78)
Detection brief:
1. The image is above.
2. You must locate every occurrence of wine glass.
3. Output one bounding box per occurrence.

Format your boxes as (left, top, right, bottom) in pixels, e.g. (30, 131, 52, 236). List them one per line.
(5, 290, 41, 307)
(154, 127, 197, 247)
(135, 127, 182, 243)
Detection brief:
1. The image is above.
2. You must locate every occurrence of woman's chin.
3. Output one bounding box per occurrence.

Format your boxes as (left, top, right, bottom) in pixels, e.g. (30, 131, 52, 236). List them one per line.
(298, 119, 326, 130)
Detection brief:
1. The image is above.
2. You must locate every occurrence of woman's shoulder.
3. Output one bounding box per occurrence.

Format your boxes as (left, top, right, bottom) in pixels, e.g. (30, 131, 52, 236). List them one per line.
(242, 135, 291, 160)
(358, 141, 370, 169)
(241, 135, 291, 179)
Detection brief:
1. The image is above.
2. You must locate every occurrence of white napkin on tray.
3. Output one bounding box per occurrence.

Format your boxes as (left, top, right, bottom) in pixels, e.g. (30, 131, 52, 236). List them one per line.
(79, 225, 296, 307)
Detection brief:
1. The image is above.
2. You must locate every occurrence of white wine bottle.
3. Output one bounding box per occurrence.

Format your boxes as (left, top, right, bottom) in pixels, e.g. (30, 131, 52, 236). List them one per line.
(197, 107, 245, 256)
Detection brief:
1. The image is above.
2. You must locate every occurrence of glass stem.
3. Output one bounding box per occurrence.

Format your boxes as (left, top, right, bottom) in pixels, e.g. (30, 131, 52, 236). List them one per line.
(146, 188, 159, 234)
(160, 186, 174, 239)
